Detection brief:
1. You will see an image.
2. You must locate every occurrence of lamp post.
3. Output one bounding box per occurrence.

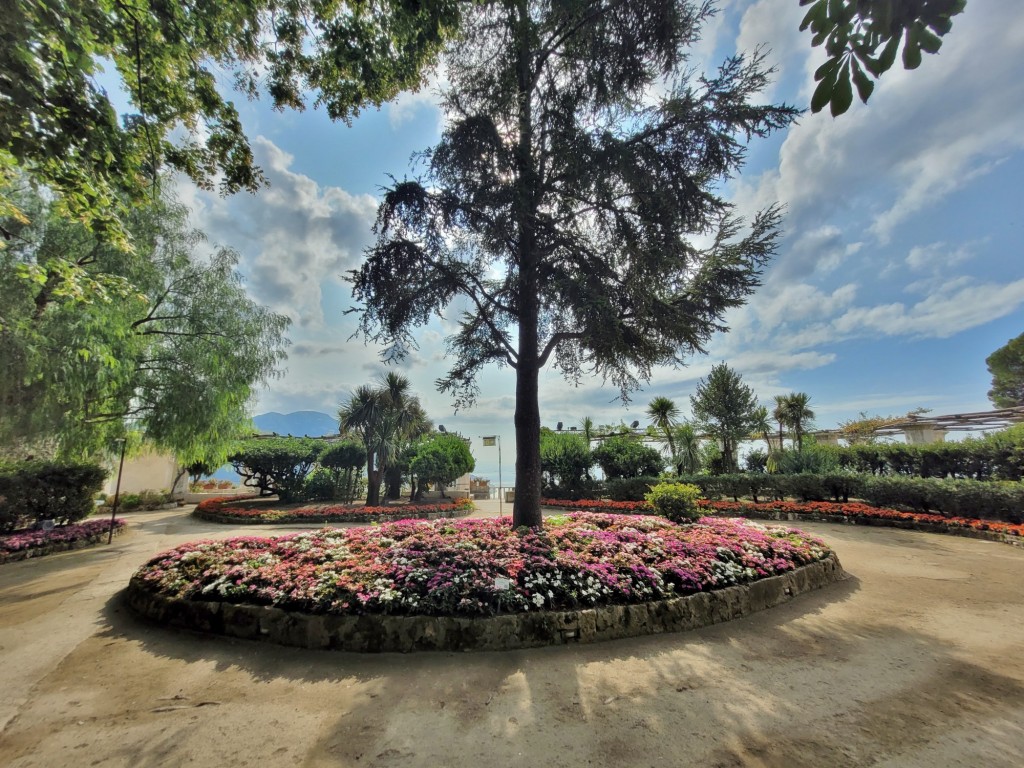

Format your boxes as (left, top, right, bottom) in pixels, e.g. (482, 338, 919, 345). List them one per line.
(480, 435, 502, 517)
(108, 437, 127, 544)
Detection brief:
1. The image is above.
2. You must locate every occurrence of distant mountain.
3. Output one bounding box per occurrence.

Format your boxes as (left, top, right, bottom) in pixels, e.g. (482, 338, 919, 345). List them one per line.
(208, 411, 339, 480)
(253, 410, 339, 437)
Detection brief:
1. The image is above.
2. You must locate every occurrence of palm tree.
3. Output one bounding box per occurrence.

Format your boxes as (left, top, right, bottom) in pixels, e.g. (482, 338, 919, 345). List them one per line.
(646, 396, 679, 471)
(339, 384, 385, 505)
(577, 416, 596, 481)
(750, 405, 779, 473)
(783, 392, 815, 452)
(772, 394, 789, 451)
(671, 422, 702, 475)
(339, 373, 428, 505)
(750, 405, 773, 455)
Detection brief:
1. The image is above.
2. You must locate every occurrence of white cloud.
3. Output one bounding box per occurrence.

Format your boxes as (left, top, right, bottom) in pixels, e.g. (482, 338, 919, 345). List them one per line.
(387, 64, 447, 132)
(734, 0, 807, 103)
(184, 136, 378, 327)
(834, 279, 1024, 339)
(752, 281, 858, 332)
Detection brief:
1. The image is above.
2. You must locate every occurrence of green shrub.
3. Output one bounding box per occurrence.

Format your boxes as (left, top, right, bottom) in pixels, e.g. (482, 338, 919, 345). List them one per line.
(313, 440, 366, 502)
(540, 431, 594, 499)
(819, 473, 864, 503)
(302, 468, 338, 502)
(228, 437, 325, 502)
(744, 450, 768, 473)
(0, 461, 107, 531)
(645, 482, 703, 523)
(605, 476, 660, 501)
(592, 435, 663, 479)
(410, 433, 475, 497)
(860, 476, 1024, 523)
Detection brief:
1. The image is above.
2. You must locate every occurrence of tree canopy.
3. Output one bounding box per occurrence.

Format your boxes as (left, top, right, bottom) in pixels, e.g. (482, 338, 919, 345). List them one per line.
(410, 432, 475, 496)
(986, 332, 1024, 409)
(350, 0, 796, 525)
(690, 363, 761, 472)
(1, 0, 461, 247)
(0, 180, 289, 464)
(592, 434, 664, 480)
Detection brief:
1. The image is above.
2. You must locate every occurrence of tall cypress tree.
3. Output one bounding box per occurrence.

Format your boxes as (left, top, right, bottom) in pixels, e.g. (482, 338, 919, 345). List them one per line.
(350, 0, 797, 526)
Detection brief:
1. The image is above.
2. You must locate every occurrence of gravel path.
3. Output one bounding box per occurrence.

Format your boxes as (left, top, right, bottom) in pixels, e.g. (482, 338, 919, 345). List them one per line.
(1, 502, 1022, 767)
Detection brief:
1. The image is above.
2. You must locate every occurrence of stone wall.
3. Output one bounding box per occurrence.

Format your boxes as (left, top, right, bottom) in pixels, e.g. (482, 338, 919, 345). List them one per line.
(124, 554, 845, 653)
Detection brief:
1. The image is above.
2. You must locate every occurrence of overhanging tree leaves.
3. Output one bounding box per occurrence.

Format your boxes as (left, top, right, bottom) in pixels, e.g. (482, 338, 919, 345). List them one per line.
(0, 0, 462, 246)
(800, 0, 967, 116)
(350, 0, 796, 526)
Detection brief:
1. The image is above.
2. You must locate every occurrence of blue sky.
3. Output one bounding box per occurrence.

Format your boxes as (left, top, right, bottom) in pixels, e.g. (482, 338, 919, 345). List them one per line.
(169, 1, 1023, 485)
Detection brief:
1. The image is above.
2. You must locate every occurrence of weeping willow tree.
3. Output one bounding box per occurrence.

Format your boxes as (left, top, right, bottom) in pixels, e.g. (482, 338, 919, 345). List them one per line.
(350, 0, 798, 526)
(0, 181, 289, 463)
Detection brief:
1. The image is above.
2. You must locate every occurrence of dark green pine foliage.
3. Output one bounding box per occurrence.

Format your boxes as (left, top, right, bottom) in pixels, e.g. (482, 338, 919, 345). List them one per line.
(350, 0, 798, 526)
(690, 363, 761, 473)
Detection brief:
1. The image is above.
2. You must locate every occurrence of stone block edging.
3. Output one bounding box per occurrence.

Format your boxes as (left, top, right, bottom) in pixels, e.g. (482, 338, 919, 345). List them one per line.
(191, 507, 473, 525)
(710, 509, 1024, 549)
(0, 526, 127, 565)
(123, 553, 844, 653)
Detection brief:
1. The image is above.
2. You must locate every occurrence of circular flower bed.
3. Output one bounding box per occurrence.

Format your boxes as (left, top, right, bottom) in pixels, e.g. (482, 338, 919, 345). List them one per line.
(539, 498, 1024, 544)
(133, 513, 831, 617)
(192, 495, 474, 524)
(1, 518, 127, 564)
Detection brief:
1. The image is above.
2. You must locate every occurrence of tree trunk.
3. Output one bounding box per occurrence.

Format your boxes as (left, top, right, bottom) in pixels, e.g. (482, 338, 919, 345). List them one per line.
(384, 464, 402, 499)
(510, 0, 542, 529)
(513, 354, 542, 527)
(365, 453, 380, 506)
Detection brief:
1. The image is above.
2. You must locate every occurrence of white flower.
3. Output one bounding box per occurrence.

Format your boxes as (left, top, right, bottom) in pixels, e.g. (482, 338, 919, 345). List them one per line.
(532, 593, 545, 607)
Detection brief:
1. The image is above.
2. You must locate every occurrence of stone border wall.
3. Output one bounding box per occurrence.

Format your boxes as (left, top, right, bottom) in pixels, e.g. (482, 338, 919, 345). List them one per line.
(192, 506, 472, 525)
(0, 525, 127, 565)
(123, 553, 844, 653)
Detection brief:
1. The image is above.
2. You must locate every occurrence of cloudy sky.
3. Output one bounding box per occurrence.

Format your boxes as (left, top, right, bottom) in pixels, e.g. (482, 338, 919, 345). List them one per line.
(174, 1, 1022, 484)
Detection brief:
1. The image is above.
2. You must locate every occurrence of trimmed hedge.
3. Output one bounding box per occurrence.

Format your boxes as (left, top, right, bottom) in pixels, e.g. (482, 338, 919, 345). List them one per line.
(834, 428, 1024, 480)
(858, 477, 1024, 523)
(228, 437, 324, 502)
(0, 461, 107, 532)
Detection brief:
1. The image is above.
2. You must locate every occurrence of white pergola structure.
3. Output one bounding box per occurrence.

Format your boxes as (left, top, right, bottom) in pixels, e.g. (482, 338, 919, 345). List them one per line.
(812, 406, 1024, 445)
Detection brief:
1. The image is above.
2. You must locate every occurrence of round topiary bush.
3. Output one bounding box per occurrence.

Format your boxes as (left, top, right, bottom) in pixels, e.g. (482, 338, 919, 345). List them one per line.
(645, 482, 702, 522)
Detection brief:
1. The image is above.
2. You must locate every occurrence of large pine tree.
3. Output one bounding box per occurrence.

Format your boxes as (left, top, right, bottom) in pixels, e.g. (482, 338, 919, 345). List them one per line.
(350, 0, 797, 526)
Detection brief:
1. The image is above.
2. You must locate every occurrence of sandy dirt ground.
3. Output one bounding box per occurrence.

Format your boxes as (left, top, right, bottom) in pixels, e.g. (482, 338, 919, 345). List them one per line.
(1, 502, 1022, 768)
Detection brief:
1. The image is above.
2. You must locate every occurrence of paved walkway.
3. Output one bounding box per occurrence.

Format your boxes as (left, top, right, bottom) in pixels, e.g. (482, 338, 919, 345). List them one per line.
(1, 504, 1022, 767)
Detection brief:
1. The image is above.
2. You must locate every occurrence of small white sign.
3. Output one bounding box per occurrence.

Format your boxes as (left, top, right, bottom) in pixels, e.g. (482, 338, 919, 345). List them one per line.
(494, 576, 511, 590)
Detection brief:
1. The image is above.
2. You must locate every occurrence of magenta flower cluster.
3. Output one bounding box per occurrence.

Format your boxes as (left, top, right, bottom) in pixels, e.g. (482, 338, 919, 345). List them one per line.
(134, 514, 831, 618)
(1, 518, 126, 554)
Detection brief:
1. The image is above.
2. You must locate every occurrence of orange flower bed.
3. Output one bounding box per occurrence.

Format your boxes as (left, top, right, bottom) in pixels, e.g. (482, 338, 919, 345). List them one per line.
(540, 498, 1024, 538)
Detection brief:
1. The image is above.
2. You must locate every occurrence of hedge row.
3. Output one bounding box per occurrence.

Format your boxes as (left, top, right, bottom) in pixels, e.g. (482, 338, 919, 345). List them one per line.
(0, 461, 107, 532)
(604, 474, 1024, 524)
(831, 430, 1024, 480)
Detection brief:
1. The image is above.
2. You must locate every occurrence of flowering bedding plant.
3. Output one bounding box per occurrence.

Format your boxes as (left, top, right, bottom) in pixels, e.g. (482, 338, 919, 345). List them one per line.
(194, 495, 474, 523)
(1, 518, 126, 556)
(540, 498, 1024, 537)
(133, 513, 831, 617)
